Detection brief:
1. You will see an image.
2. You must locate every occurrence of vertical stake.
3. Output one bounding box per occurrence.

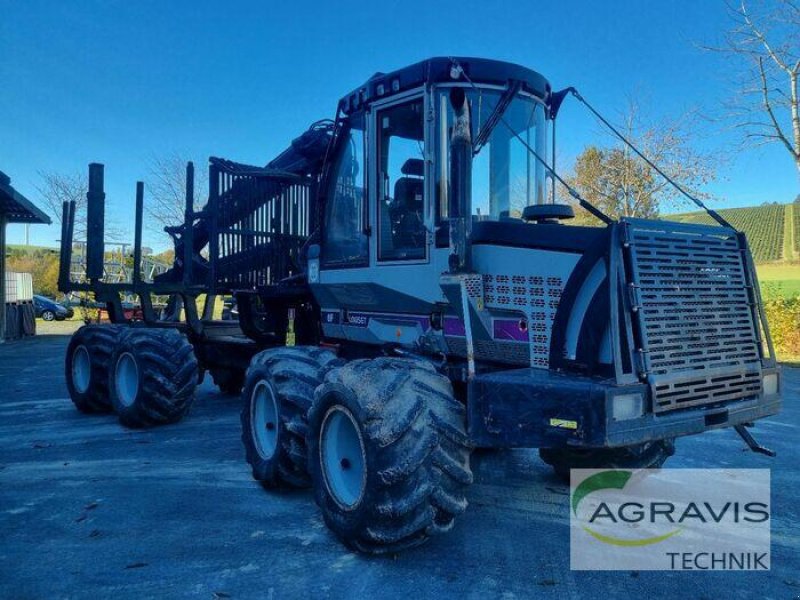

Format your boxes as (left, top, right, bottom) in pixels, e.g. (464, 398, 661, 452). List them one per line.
(183, 162, 194, 287)
(133, 182, 144, 288)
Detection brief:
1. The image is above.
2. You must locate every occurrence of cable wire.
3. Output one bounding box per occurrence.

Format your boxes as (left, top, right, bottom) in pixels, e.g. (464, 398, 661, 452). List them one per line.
(447, 58, 613, 225)
(567, 88, 733, 229)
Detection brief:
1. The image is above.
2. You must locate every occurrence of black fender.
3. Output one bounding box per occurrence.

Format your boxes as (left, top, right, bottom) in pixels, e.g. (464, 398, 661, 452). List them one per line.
(549, 225, 615, 376)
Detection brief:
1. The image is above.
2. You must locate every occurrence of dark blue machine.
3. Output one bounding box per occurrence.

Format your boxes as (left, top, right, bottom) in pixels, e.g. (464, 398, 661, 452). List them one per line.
(58, 57, 781, 554)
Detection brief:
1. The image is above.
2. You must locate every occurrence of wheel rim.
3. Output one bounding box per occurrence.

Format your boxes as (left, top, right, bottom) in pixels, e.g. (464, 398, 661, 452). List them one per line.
(320, 406, 366, 510)
(71, 345, 91, 394)
(43, 311, 54, 321)
(250, 380, 279, 459)
(115, 352, 139, 407)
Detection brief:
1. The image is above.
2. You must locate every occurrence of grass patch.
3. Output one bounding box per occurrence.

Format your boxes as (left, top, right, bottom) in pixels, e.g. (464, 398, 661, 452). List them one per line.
(757, 263, 800, 299)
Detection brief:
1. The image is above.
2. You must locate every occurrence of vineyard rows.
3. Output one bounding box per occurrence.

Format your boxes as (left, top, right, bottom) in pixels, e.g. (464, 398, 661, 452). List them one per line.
(794, 201, 800, 254)
(667, 203, 789, 263)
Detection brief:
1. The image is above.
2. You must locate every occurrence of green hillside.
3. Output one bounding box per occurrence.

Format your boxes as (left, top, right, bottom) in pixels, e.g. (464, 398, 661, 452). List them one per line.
(666, 203, 790, 263)
(6, 244, 59, 255)
(794, 201, 800, 254)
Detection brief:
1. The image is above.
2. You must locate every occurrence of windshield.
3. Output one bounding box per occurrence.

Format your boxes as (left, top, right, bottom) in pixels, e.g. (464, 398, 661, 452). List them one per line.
(437, 87, 549, 221)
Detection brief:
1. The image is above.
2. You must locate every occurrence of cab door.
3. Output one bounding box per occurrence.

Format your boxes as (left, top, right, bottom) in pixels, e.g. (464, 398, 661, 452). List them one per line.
(314, 90, 448, 346)
(374, 96, 428, 264)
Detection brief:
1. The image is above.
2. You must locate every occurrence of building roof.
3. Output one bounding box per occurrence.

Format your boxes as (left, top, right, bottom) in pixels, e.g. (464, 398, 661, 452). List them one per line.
(0, 171, 51, 224)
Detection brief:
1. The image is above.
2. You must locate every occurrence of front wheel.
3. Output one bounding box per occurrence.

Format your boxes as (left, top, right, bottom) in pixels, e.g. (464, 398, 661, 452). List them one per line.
(241, 346, 340, 488)
(41, 310, 55, 321)
(308, 357, 472, 554)
(539, 440, 676, 483)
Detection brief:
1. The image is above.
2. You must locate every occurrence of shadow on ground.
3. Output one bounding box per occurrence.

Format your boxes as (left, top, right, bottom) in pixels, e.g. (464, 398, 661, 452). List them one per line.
(0, 332, 798, 599)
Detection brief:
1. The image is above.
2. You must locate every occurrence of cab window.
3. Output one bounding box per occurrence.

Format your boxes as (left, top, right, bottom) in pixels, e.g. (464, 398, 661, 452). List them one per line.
(377, 99, 426, 261)
(322, 114, 368, 266)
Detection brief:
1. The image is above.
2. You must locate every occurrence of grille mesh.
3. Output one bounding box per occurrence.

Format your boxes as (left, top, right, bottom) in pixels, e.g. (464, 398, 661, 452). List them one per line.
(483, 274, 563, 367)
(624, 220, 762, 412)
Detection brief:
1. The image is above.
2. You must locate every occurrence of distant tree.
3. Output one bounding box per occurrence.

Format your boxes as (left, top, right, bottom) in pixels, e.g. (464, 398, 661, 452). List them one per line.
(35, 171, 89, 240)
(35, 170, 122, 243)
(707, 1, 800, 176)
(566, 101, 717, 222)
(7, 249, 60, 297)
(153, 248, 175, 264)
(144, 154, 207, 246)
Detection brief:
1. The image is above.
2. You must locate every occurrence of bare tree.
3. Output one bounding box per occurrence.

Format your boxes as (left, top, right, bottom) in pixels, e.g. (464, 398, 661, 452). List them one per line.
(35, 171, 89, 240)
(708, 1, 800, 175)
(144, 154, 207, 245)
(566, 100, 717, 222)
(35, 170, 123, 242)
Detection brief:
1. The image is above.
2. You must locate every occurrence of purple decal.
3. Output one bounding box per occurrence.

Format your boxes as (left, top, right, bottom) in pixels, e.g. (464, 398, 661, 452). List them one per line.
(443, 316, 466, 337)
(493, 319, 529, 342)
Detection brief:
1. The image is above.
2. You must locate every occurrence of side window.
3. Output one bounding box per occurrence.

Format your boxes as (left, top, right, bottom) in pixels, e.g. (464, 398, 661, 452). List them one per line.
(322, 114, 368, 266)
(377, 99, 426, 261)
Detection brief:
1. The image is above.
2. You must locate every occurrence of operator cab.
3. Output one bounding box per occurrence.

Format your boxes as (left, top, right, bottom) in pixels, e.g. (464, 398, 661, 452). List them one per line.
(312, 57, 580, 354)
(319, 57, 560, 271)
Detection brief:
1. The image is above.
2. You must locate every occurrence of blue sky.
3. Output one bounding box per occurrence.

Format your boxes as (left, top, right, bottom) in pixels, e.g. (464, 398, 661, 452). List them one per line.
(2, 0, 799, 249)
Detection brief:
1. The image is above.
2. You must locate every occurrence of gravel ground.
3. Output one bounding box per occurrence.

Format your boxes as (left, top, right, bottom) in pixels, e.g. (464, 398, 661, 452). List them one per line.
(0, 329, 798, 599)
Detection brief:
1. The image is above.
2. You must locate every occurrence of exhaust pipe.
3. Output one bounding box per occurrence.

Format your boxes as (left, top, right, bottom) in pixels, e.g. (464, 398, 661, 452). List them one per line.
(448, 87, 472, 273)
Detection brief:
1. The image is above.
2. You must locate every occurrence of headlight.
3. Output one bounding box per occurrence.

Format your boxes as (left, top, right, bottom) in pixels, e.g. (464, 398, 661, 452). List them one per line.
(611, 393, 644, 421)
(763, 373, 779, 396)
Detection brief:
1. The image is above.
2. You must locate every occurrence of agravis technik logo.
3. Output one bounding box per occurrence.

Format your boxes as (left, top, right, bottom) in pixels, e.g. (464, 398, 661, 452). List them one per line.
(570, 469, 771, 571)
(572, 470, 682, 546)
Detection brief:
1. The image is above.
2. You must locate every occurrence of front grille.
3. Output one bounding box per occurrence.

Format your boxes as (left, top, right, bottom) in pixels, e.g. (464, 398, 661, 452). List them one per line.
(623, 219, 762, 413)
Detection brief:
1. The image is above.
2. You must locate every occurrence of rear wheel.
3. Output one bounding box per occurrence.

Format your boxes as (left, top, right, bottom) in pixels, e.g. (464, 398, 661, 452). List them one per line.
(308, 357, 472, 554)
(65, 325, 123, 413)
(41, 310, 55, 322)
(109, 329, 199, 428)
(539, 440, 675, 483)
(241, 346, 340, 488)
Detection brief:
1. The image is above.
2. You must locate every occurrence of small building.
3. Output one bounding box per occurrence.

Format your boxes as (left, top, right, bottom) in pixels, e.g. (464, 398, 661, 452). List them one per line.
(0, 171, 51, 342)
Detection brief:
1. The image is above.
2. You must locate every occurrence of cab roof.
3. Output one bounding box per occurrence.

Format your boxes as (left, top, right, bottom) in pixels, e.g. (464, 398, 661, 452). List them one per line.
(338, 56, 552, 115)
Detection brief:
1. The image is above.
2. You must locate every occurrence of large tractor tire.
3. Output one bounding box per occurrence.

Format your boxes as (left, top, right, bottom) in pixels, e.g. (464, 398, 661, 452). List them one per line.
(109, 329, 199, 428)
(539, 439, 676, 483)
(241, 346, 340, 488)
(65, 324, 124, 413)
(308, 357, 472, 555)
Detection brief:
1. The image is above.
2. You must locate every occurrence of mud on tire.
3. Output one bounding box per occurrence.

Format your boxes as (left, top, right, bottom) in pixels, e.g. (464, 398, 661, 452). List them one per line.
(109, 329, 199, 428)
(539, 439, 676, 483)
(65, 324, 124, 413)
(308, 357, 472, 555)
(241, 346, 340, 488)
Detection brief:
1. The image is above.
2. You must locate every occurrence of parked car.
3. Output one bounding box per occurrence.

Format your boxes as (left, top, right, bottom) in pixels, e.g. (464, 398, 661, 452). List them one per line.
(33, 295, 74, 321)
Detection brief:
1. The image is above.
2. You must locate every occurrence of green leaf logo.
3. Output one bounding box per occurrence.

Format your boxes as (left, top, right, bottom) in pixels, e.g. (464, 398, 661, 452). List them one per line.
(572, 470, 681, 546)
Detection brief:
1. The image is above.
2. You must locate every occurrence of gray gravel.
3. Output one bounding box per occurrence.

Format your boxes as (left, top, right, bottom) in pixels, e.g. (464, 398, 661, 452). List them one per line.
(0, 332, 798, 599)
